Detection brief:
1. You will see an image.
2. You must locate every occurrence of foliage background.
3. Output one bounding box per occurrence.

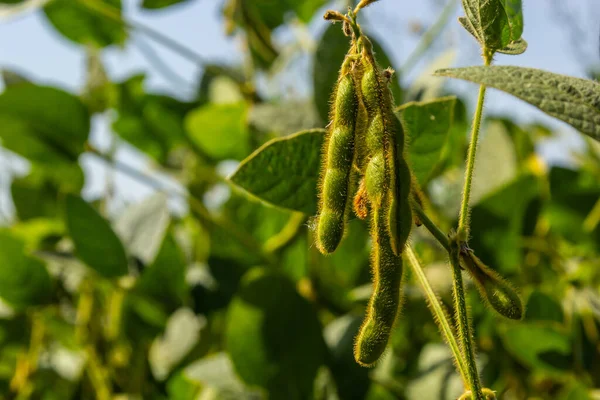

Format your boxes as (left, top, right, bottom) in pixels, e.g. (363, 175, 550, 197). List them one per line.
(0, 0, 599, 399)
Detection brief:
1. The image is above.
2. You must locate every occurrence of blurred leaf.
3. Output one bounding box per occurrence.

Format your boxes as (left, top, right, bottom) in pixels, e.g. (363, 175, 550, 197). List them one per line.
(65, 194, 128, 278)
(470, 119, 517, 205)
(0, 230, 52, 309)
(185, 102, 250, 160)
(469, 174, 541, 274)
(0, 84, 89, 166)
(249, 101, 321, 136)
(229, 129, 325, 214)
(11, 174, 60, 221)
(435, 66, 600, 142)
(142, 0, 191, 9)
(10, 218, 64, 251)
(82, 48, 115, 114)
(396, 96, 456, 186)
(43, 0, 126, 48)
(323, 315, 370, 400)
(312, 219, 370, 310)
(113, 75, 196, 164)
(115, 194, 170, 265)
(225, 268, 326, 398)
(136, 235, 187, 309)
(525, 291, 564, 323)
(313, 23, 402, 123)
(547, 167, 600, 249)
(502, 324, 571, 372)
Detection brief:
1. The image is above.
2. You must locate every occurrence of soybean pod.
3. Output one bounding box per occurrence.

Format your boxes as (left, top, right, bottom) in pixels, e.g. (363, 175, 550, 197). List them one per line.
(359, 37, 413, 256)
(354, 193, 403, 367)
(315, 53, 359, 254)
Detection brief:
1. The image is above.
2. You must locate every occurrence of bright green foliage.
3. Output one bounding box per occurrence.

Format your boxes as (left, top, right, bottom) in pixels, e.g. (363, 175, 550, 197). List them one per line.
(225, 268, 326, 398)
(65, 194, 129, 278)
(396, 96, 456, 186)
(435, 66, 600, 142)
(185, 102, 250, 160)
(230, 129, 326, 214)
(43, 0, 126, 47)
(141, 0, 190, 9)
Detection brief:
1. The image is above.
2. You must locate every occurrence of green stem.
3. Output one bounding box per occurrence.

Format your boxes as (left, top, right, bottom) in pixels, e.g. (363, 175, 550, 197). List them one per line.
(405, 246, 468, 384)
(450, 242, 483, 399)
(457, 54, 492, 241)
(410, 198, 450, 251)
(457, 84, 486, 240)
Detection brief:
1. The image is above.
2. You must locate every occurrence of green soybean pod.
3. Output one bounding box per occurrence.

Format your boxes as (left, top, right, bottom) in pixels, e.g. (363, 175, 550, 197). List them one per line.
(359, 37, 412, 256)
(460, 250, 524, 320)
(316, 58, 358, 254)
(354, 194, 403, 367)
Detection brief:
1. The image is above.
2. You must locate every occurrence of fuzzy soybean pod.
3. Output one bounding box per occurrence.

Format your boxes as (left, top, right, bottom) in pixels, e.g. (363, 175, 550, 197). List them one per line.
(359, 37, 413, 256)
(315, 57, 358, 254)
(354, 194, 403, 367)
(460, 249, 524, 320)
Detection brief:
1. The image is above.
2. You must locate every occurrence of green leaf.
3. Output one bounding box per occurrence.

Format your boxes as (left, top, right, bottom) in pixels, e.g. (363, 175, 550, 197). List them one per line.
(229, 129, 325, 214)
(112, 75, 195, 164)
(136, 235, 187, 309)
(225, 268, 326, 398)
(115, 194, 170, 265)
(435, 66, 600, 142)
(396, 96, 456, 186)
(43, 0, 126, 48)
(313, 23, 402, 123)
(525, 291, 564, 323)
(502, 324, 571, 372)
(460, 0, 525, 52)
(141, 0, 190, 9)
(185, 102, 250, 160)
(0, 230, 52, 309)
(65, 194, 128, 278)
(0, 84, 90, 165)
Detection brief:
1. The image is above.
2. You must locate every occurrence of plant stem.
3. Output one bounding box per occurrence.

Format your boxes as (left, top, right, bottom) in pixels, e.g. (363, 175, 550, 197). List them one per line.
(457, 85, 486, 240)
(410, 198, 450, 251)
(405, 246, 468, 383)
(450, 242, 483, 399)
(457, 54, 492, 241)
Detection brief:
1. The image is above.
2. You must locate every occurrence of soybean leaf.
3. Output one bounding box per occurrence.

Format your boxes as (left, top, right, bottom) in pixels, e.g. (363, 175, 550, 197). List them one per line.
(502, 324, 571, 373)
(396, 96, 456, 186)
(229, 129, 325, 215)
(113, 75, 196, 164)
(0, 84, 90, 165)
(115, 194, 170, 265)
(43, 0, 126, 48)
(141, 0, 190, 9)
(525, 291, 564, 324)
(314, 23, 402, 123)
(0, 230, 53, 309)
(435, 66, 600, 142)
(136, 235, 187, 310)
(225, 268, 326, 398)
(460, 0, 525, 52)
(185, 102, 250, 160)
(65, 194, 128, 278)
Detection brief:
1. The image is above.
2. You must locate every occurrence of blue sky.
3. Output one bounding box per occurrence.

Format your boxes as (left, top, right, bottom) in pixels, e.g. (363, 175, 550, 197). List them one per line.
(0, 0, 598, 217)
